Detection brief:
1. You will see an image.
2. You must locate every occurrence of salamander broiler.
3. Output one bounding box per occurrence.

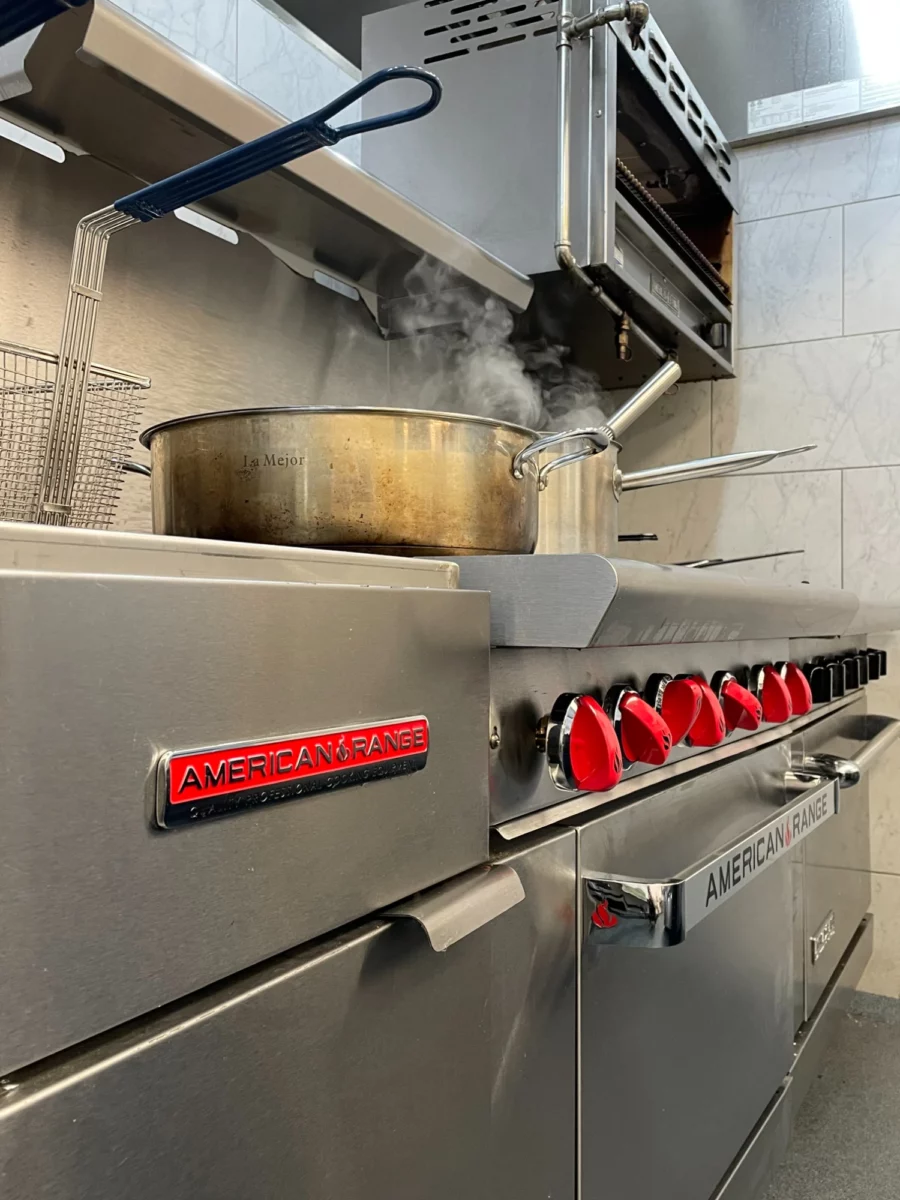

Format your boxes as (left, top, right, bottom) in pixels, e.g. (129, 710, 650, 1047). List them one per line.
(0, 524, 896, 1200)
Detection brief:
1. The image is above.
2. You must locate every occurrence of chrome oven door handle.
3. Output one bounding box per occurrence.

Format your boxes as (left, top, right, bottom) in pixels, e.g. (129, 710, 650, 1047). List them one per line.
(801, 715, 900, 788)
(583, 776, 838, 950)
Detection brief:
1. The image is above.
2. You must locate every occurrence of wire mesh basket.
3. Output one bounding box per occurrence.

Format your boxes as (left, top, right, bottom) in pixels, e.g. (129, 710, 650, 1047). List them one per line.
(0, 65, 440, 530)
(0, 341, 148, 528)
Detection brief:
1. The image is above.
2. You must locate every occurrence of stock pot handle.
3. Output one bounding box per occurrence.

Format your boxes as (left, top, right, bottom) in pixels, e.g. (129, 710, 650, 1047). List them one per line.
(120, 460, 151, 478)
(583, 774, 837, 949)
(512, 429, 610, 490)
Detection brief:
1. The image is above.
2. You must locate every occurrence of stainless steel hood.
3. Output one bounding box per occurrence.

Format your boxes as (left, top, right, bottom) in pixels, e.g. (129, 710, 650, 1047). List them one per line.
(0, 1, 532, 327)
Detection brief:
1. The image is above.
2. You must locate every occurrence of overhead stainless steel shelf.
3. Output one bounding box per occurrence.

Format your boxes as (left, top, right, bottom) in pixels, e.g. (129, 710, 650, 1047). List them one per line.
(0, 1, 532, 326)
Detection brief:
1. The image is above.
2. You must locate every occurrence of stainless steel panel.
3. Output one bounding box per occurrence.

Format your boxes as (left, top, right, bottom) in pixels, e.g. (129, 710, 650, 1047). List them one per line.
(450, 555, 860, 649)
(4, 2, 532, 313)
(490, 829, 578, 1200)
(362, 0, 586, 277)
(0, 523, 460, 587)
(0, 917, 494, 1200)
(576, 743, 796, 1200)
(0, 569, 489, 1074)
(791, 914, 874, 1110)
(711, 1078, 793, 1200)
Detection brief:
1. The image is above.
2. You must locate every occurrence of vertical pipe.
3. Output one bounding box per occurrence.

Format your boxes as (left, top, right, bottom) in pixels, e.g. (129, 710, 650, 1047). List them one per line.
(556, 5, 574, 264)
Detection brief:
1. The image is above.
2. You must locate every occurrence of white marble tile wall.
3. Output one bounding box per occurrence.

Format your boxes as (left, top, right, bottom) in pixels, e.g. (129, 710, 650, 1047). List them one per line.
(844, 195, 900, 336)
(236, 0, 362, 164)
(736, 206, 842, 348)
(109, 0, 362, 162)
(739, 116, 900, 224)
(111, 0, 238, 79)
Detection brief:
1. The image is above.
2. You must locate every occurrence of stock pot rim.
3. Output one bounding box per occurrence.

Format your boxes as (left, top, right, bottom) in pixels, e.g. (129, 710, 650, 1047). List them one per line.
(139, 406, 538, 449)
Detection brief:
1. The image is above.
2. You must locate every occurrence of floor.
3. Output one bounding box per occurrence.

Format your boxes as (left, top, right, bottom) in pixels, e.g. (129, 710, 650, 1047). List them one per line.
(764, 992, 900, 1199)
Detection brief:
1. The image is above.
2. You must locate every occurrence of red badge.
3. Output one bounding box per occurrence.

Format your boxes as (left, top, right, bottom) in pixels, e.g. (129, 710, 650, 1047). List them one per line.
(156, 716, 429, 827)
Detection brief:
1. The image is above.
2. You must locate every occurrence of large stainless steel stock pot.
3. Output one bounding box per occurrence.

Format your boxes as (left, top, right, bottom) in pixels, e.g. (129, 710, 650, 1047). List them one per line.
(135, 406, 608, 555)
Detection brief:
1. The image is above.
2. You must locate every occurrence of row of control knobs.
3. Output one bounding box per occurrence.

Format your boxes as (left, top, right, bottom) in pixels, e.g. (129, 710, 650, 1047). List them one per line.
(536, 650, 886, 795)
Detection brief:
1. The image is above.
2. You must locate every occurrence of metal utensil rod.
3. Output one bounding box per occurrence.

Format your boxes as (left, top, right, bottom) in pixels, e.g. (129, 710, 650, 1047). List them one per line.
(620, 444, 817, 492)
(601, 358, 683, 443)
(674, 549, 805, 568)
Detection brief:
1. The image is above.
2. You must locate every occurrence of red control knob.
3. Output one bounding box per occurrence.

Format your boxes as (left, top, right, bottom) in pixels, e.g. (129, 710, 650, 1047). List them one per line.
(777, 661, 813, 716)
(712, 671, 762, 733)
(751, 664, 794, 723)
(605, 686, 673, 767)
(645, 674, 704, 746)
(540, 693, 623, 793)
(681, 675, 727, 747)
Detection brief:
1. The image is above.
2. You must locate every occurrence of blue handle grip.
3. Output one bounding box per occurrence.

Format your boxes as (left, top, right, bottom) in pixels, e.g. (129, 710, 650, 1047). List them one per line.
(113, 66, 442, 222)
(0, 0, 90, 49)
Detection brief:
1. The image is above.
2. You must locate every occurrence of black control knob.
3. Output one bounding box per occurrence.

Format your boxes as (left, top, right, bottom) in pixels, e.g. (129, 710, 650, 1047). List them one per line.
(803, 661, 832, 704)
(856, 652, 870, 686)
(842, 655, 861, 691)
(867, 648, 882, 681)
(828, 660, 846, 698)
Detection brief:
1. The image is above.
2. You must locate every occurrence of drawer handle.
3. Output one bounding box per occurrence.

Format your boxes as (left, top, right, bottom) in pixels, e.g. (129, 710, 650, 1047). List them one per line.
(385, 864, 524, 952)
(583, 776, 837, 949)
(801, 715, 900, 787)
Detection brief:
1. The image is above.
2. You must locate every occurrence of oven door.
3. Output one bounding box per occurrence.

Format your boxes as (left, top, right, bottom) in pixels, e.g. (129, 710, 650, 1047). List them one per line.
(575, 744, 837, 1200)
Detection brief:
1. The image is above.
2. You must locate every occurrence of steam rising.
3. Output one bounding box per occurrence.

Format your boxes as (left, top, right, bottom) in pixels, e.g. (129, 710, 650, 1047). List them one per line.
(397, 258, 611, 430)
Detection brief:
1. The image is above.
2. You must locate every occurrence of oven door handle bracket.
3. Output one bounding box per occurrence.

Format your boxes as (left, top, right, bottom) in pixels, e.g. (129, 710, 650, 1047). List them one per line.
(385, 863, 524, 952)
(583, 776, 838, 949)
(801, 715, 900, 788)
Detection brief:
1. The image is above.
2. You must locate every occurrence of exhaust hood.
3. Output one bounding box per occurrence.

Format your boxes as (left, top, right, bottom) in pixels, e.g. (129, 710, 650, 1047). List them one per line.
(0, 0, 533, 329)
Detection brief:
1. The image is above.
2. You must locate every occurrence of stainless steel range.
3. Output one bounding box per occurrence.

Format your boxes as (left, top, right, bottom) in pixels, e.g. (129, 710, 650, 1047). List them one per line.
(0, 527, 895, 1200)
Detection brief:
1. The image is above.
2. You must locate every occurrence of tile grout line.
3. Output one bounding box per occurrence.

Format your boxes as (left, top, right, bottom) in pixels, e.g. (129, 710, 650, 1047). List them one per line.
(737, 200, 848, 227)
(841, 202, 846, 338)
(739, 190, 900, 227)
(841, 466, 845, 589)
(737, 326, 900, 352)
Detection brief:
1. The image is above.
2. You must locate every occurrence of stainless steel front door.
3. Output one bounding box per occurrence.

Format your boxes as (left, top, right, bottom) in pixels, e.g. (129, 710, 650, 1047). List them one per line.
(575, 744, 810, 1200)
(0, 916, 492, 1200)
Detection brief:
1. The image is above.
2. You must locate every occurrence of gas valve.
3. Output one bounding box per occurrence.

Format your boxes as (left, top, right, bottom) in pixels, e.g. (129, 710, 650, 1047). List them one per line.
(537, 693, 623, 793)
(750, 664, 793, 723)
(604, 685, 673, 767)
(777, 661, 813, 716)
(680, 675, 727, 747)
(711, 671, 763, 733)
(644, 673, 704, 746)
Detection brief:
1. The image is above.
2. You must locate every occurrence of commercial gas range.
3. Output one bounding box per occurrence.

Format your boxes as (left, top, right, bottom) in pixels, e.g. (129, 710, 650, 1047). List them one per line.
(0, 525, 896, 1200)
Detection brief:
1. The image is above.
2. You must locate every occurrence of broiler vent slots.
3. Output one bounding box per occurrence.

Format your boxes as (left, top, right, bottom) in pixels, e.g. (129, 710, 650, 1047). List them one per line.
(423, 2, 553, 62)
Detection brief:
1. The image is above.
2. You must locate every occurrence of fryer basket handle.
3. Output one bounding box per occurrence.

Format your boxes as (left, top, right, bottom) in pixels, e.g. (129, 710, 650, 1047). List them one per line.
(112, 66, 442, 222)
